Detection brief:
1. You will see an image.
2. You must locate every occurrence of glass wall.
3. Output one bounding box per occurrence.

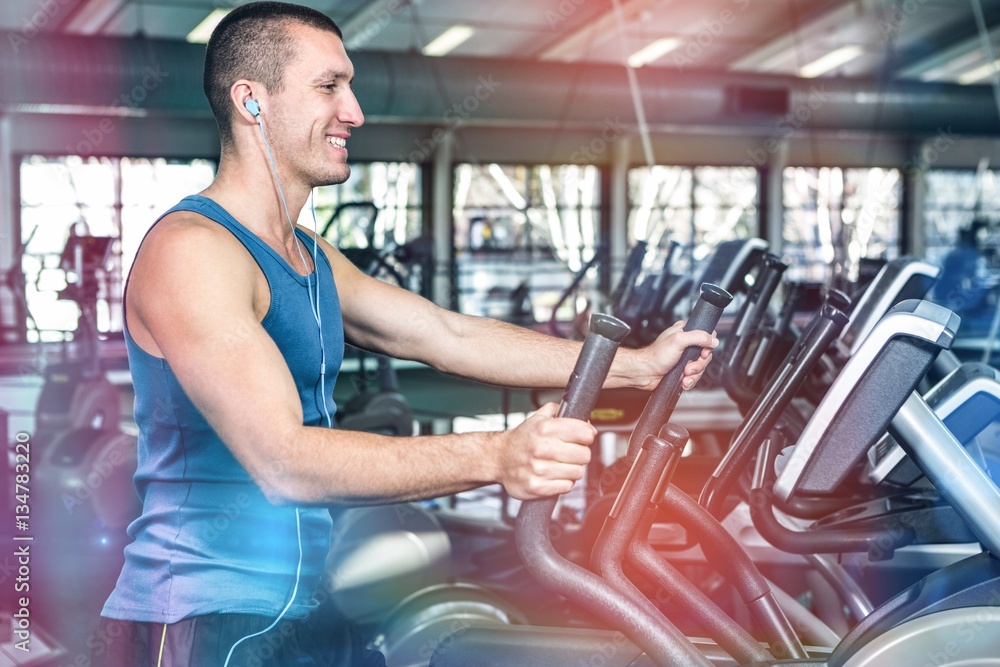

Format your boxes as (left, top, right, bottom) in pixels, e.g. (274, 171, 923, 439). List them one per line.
(17, 158, 423, 342)
(313, 162, 426, 296)
(923, 169, 1000, 324)
(626, 166, 758, 276)
(782, 167, 901, 283)
(313, 162, 422, 249)
(19, 155, 215, 342)
(453, 163, 600, 322)
(15, 156, 958, 342)
(924, 169, 1000, 263)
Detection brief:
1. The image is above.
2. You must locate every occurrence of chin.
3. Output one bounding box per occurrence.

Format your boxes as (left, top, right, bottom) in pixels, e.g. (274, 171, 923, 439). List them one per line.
(314, 168, 351, 188)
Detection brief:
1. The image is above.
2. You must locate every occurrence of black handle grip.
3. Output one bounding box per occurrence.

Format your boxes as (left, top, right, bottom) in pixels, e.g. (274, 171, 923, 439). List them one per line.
(825, 288, 852, 313)
(626, 283, 732, 462)
(725, 255, 787, 378)
(558, 314, 629, 421)
(521, 313, 628, 542)
(520, 312, 627, 544)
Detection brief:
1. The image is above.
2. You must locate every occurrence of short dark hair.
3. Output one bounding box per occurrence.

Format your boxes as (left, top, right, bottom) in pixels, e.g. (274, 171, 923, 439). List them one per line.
(203, 1, 343, 148)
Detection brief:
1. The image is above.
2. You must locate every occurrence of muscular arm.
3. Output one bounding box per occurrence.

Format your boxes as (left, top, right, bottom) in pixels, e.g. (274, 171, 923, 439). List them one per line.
(129, 216, 593, 506)
(324, 237, 716, 391)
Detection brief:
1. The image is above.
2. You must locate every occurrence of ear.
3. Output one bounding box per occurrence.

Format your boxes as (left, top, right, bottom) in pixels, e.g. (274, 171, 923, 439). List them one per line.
(231, 80, 260, 123)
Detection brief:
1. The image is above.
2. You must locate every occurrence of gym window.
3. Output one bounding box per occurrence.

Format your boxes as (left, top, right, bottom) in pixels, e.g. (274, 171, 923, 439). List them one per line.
(452, 163, 601, 323)
(311, 161, 426, 297)
(782, 167, 901, 283)
(18, 155, 215, 343)
(625, 166, 759, 277)
(923, 169, 1000, 264)
(313, 162, 422, 249)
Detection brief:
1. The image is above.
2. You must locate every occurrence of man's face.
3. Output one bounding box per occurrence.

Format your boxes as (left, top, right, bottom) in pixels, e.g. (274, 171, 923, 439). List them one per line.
(264, 24, 365, 188)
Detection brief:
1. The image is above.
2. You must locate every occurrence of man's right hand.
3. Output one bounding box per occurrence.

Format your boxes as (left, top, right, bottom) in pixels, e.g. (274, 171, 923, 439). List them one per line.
(495, 402, 596, 500)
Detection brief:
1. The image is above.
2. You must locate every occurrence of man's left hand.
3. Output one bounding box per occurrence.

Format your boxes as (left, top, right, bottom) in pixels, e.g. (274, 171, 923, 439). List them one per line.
(614, 320, 719, 392)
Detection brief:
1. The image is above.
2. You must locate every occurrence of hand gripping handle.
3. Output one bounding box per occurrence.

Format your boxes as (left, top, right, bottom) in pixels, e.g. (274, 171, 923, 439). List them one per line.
(518, 312, 629, 577)
(627, 283, 732, 462)
(515, 313, 714, 667)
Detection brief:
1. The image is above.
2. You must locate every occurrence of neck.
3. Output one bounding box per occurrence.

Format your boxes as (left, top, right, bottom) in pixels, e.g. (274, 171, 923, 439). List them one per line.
(202, 146, 312, 243)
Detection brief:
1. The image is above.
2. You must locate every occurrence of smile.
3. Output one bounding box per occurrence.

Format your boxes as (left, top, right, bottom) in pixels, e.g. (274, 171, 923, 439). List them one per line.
(328, 136, 346, 149)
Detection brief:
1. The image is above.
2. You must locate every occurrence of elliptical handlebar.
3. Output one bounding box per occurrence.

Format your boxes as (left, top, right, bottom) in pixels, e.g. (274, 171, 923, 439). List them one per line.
(514, 313, 714, 667)
(659, 483, 808, 659)
(626, 283, 733, 462)
(725, 254, 787, 373)
(590, 426, 689, 618)
(750, 436, 916, 555)
(615, 425, 777, 664)
(556, 314, 629, 420)
(611, 242, 648, 318)
(701, 300, 850, 518)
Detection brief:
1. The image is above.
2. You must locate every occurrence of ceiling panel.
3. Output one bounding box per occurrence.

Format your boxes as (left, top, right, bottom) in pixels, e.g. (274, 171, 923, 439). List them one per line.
(102, 3, 216, 38)
(0, 0, 87, 33)
(4, 0, 1000, 87)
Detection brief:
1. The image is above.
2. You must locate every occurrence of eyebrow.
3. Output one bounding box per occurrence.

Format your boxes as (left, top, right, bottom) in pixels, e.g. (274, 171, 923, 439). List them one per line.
(311, 69, 354, 84)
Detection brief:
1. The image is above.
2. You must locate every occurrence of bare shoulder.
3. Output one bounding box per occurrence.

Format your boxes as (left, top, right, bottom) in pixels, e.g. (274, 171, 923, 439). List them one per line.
(130, 210, 259, 319)
(142, 209, 244, 257)
(135, 211, 257, 277)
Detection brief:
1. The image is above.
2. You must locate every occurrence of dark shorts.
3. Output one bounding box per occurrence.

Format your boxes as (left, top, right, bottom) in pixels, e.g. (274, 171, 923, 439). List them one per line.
(94, 603, 386, 667)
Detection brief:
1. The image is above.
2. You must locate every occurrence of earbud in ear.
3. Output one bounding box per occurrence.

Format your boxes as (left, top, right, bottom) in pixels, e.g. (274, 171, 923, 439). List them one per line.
(245, 99, 260, 117)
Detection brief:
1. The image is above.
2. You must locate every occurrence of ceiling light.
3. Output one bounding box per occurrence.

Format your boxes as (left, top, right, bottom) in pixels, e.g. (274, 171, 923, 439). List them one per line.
(627, 38, 681, 69)
(958, 59, 1000, 85)
(187, 9, 231, 44)
(798, 45, 863, 78)
(919, 50, 983, 82)
(422, 25, 474, 57)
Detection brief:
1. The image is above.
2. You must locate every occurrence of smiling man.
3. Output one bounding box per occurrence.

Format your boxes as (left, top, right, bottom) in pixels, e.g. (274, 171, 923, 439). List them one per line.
(96, 2, 717, 666)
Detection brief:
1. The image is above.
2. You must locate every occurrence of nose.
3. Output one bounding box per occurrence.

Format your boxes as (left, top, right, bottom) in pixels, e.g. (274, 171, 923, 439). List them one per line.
(339, 87, 365, 128)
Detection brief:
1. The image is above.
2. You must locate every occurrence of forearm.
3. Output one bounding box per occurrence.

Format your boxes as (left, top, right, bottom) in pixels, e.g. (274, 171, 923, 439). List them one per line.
(264, 425, 501, 505)
(348, 290, 712, 393)
(343, 278, 647, 390)
(426, 313, 667, 391)
(429, 314, 584, 388)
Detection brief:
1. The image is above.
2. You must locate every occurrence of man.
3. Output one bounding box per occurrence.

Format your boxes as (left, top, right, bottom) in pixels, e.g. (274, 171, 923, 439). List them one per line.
(934, 218, 988, 317)
(97, 2, 717, 665)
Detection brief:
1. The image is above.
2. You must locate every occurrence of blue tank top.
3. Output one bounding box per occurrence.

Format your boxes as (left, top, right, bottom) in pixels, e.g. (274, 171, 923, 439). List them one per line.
(102, 195, 345, 623)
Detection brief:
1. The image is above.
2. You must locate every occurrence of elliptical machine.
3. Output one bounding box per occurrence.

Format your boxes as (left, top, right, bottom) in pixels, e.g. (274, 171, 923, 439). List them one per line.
(432, 296, 1000, 666)
(30, 226, 140, 538)
(33, 228, 121, 444)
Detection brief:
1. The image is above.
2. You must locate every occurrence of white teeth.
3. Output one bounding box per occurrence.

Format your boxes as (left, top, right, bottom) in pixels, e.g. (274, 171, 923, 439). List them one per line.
(328, 136, 346, 148)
